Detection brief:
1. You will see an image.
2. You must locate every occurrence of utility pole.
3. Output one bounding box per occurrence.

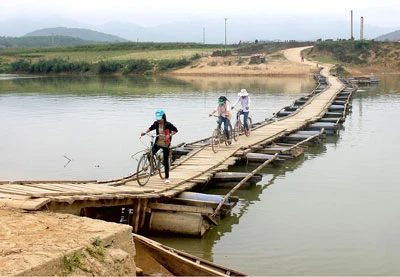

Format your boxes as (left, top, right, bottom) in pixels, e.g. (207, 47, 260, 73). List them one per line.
(224, 18, 228, 46)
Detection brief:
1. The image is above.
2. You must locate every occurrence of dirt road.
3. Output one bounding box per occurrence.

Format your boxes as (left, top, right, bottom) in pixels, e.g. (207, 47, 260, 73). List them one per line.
(169, 46, 317, 76)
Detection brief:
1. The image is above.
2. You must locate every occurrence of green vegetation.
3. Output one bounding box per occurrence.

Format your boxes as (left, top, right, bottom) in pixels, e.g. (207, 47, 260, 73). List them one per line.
(61, 238, 106, 275)
(86, 237, 104, 259)
(0, 41, 313, 75)
(312, 40, 376, 64)
(10, 58, 91, 73)
(309, 40, 400, 65)
(62, 252, 84, 275)
(307, 40, 400, 73)
(0, 42, 230, 75)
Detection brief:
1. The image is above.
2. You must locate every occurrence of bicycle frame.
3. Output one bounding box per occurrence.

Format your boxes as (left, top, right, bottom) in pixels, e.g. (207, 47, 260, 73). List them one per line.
(210, 115, 236, 153)
(234, 109, 252, 137)
(135, 133, 165, 186)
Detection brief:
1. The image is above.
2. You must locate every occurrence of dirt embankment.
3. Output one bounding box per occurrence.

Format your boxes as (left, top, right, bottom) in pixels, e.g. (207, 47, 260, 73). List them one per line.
(0, 205, 137, 276)
(168, 45, 399, 76)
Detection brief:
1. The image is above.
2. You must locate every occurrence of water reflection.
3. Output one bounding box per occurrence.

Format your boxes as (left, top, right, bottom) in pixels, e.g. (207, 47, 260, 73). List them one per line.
(154, 133, 338, 261)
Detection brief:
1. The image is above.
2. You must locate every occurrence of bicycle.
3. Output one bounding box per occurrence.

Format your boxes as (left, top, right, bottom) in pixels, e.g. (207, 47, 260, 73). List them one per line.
(210, 115, 238, 153)
(133, 133, 166, 186)
(233, 109, 253, 137)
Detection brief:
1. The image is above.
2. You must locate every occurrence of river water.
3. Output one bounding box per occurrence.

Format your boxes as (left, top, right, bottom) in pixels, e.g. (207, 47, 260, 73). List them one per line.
(1, 73, 399, 275)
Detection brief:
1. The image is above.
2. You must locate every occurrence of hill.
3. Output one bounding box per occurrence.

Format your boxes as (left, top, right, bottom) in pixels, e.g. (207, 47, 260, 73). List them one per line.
(307, 40, 400, 74)
(0, 35, 97, 48)
(24, 27, 129, 43)
(375, 30, 400, 41)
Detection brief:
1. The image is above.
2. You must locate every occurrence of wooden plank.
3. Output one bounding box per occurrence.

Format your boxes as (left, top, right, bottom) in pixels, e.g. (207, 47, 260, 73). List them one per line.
(0, 197, 51, 210)
(0, 187, 32, 196)
(3, 184, 62, 194)
(10, 180, 97, 185)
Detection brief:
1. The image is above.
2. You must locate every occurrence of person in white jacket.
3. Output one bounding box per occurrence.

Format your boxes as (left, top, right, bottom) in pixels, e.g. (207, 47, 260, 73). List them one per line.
(232, 89, 251, 135)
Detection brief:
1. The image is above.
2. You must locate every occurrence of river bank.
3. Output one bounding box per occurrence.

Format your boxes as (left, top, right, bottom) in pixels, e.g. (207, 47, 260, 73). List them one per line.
(166, 46, 399, 77)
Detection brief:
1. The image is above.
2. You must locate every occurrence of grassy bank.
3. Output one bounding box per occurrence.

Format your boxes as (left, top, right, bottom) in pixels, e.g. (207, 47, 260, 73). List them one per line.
(0, 41, 312, 75)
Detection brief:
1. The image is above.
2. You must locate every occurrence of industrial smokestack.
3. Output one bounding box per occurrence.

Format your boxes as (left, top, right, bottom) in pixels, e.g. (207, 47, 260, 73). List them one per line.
(351, 10, 354, 40)
(360, 16, 364, 40)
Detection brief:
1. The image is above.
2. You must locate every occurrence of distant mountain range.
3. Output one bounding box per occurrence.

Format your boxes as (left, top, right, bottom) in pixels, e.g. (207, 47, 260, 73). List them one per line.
(0, 16, 399, 44)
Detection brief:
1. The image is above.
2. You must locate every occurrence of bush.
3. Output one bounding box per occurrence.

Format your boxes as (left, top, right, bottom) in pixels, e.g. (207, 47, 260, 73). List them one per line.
(156, 58, 190, 72)
(97, 60, 123, 73)
(11, 59, 33, 72)
(11, 58, 91, 73)
(121, 59, 152, 75)
(190, 53, 201, 60)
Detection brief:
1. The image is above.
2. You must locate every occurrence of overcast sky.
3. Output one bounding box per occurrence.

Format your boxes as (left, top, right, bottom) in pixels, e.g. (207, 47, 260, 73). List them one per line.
(1, 0, 399, 28)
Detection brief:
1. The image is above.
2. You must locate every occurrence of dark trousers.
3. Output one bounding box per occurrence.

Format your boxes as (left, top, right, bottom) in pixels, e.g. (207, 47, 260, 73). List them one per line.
(240, 110, 250, 131)
(218, 116, 230, 140)
(152, 144, 170, 178)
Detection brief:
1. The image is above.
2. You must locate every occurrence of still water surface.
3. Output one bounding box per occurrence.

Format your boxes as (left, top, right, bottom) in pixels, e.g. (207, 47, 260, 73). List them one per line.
(1, 74, 399, 275)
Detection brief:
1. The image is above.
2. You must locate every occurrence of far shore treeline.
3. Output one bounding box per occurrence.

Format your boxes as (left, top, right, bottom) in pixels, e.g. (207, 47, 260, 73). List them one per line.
(0, 40, 399, 75)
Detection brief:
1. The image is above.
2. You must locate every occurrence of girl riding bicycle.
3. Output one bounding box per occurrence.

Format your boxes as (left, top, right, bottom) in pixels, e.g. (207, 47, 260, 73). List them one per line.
(141, 109, 178, 184)
(232, 89, 251, 135)
(209, 96, 232, 145)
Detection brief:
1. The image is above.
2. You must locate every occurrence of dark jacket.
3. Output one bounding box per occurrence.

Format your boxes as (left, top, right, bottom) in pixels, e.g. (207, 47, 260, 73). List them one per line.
(148, 121, 178, 147)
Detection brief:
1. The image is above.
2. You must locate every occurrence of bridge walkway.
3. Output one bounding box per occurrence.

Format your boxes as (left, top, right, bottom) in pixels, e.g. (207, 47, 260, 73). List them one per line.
(0, 65, 345, 214)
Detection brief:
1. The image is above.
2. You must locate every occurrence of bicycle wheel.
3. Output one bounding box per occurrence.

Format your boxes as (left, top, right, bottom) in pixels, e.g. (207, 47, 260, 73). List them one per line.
(230, 123, 238, 141)
(245, 117, 253, 136)
(211, 128, 221, 153)
(154, 152, 165, 179)
(136, 153, 151, 186)
(234, 121, 241, 137)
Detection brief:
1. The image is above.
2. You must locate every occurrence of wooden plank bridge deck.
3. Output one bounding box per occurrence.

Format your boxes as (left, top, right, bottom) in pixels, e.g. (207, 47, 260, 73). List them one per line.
(0, 65, 346, 223)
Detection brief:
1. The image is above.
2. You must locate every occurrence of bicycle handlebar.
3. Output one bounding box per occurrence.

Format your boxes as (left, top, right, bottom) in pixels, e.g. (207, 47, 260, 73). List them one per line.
(140, 133, 164, 139)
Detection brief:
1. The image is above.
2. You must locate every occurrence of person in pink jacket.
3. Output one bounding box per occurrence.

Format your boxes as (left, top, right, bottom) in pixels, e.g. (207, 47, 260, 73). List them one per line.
(209, 96, 232, 144)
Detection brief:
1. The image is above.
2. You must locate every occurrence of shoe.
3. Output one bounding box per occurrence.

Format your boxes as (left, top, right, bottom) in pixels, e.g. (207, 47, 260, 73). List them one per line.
(227, 140, 232, 145)
(165, 179, 170, 184)
(246, 130, 250, 135)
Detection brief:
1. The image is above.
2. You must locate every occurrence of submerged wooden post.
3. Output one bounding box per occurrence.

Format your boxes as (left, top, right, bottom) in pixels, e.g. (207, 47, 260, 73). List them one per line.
(212, 153, 279, 218)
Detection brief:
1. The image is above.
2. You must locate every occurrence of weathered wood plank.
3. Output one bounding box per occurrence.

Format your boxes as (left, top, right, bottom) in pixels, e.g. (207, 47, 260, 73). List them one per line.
(148, 202, 213, 214)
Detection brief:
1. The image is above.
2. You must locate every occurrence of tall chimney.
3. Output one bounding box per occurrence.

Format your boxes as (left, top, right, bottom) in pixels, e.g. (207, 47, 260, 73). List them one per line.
(351, 10, 354, 40)
(360, 16, 364, 40)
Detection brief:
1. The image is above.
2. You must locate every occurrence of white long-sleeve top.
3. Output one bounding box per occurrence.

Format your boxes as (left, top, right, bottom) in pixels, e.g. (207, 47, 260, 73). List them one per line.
(232, 96, 251, 112)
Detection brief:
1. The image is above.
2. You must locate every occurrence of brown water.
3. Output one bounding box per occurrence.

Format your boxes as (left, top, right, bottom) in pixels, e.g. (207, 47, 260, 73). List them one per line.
(1, 74, 399, 275)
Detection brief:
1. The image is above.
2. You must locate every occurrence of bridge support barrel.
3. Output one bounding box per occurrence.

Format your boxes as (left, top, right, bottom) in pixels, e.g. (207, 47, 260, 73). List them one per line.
(149, 211, 210, 237)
